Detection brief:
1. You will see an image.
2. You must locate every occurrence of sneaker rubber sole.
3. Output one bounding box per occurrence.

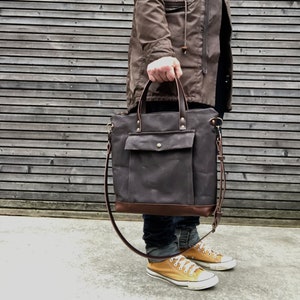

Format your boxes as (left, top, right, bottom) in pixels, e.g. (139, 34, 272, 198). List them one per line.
(146, 268, 219, 290)
(192, 258, 237, 271)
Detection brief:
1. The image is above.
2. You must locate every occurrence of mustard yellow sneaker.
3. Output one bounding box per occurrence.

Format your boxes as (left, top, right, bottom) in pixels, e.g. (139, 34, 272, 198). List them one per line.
(146, 255, 218, 290)
(182, 241, 237, 271)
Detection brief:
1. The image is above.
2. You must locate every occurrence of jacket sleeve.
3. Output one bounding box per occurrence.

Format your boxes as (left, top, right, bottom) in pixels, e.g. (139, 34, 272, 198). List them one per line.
(135, 0, 175, 64)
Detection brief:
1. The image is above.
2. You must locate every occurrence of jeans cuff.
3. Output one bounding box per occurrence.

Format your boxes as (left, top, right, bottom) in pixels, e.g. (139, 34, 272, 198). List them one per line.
(146, 240, 178, 263)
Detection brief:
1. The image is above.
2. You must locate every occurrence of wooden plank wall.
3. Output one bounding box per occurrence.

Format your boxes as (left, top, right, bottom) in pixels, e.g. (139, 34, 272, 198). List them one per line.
(0, 0, 299, 226)
(224, 0, 300, 226)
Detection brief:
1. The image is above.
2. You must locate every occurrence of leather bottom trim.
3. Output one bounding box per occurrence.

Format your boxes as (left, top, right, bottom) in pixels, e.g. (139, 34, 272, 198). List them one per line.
(115, 202, 215, 217)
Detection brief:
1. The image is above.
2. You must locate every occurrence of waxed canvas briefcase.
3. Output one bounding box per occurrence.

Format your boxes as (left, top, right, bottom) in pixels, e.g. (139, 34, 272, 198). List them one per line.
(104, 78, 226, 258)
(105, 78, 225, 218)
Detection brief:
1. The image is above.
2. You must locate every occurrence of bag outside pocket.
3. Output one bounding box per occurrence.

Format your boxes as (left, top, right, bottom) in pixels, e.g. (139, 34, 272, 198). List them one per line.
(125, 130, 195, 206)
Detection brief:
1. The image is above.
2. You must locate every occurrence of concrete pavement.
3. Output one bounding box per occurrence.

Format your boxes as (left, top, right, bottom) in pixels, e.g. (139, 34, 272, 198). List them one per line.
(0, 215, 299, 300)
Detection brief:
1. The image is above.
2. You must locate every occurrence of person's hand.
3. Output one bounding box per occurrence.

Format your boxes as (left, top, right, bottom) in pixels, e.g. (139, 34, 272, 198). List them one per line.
(147, 56, 183, 82)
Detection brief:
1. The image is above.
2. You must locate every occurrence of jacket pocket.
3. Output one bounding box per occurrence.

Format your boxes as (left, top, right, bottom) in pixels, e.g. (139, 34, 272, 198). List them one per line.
(165, 1, 186, 13)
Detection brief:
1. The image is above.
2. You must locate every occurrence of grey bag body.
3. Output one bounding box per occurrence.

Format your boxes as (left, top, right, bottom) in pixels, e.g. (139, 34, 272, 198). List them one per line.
(109, 79, 221, 216)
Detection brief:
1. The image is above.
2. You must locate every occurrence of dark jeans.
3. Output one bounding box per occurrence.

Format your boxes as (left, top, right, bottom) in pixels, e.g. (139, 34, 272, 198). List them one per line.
(143, 215, 201, 261)
(143, 215, 200, 247)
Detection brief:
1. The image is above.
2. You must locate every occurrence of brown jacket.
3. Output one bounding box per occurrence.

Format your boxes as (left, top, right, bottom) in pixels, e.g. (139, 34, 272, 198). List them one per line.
(127, 0, 233, 112)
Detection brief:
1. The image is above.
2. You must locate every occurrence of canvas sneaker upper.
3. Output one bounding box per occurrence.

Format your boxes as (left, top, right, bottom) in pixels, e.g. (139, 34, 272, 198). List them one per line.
(182, 241, 237, 271)
(146, 255, 218, 290)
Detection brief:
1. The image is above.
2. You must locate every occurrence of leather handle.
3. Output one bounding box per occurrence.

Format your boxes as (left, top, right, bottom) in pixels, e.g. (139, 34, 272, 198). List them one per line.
(137, 78, 188, 132)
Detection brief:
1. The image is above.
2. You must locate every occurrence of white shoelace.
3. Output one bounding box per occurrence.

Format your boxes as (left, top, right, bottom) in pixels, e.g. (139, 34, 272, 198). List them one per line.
(195, 241, 218, 258)
(170, 255, 201, 275)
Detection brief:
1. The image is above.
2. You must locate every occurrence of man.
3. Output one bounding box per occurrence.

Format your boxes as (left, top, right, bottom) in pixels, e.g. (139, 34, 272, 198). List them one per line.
(126, 0, 236, 290)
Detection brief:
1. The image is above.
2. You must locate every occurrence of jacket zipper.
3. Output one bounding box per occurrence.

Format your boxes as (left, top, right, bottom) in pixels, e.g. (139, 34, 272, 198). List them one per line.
(202, 0, 209, 74)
